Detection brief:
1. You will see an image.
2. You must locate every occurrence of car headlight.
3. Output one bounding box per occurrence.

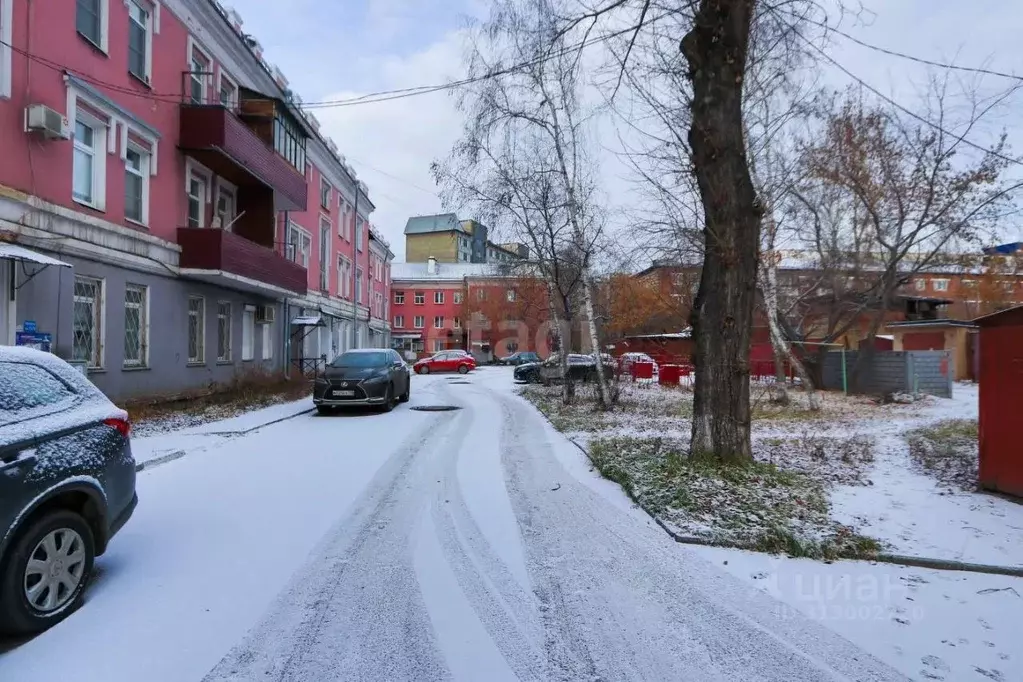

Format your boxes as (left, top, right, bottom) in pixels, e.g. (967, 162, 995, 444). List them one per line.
(363, 373, 388, 384)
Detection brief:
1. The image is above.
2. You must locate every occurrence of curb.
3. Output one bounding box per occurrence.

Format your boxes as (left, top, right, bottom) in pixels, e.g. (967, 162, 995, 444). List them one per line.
(134, 406, 316, 473)
(562, 436, 1023, 579)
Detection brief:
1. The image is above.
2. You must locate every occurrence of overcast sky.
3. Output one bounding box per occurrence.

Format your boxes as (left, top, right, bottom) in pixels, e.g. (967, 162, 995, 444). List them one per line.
(227, 0, 1022, 261)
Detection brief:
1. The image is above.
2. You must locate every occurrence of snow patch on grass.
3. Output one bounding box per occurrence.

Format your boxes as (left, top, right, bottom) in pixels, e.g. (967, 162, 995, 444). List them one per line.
(906, 419, 980, 491)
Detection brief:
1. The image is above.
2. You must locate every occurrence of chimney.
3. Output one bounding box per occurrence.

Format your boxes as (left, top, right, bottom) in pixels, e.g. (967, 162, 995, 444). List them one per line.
(427, 257, 437, 275)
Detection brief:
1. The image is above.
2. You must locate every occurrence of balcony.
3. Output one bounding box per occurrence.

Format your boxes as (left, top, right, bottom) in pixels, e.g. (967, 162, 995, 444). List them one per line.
(177, 228, 307, 297)
(179, 105, 307, 211)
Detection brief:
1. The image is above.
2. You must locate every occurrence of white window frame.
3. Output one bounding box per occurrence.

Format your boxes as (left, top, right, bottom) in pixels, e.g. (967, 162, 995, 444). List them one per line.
(932, 279, 950, 292)
(394, 291, 405, 305)
(1, 0, 13, 99)
(453, 317, 461, 329)
(356, 217, 364, 251)
(124, 143, 150, 226)
(214, 179, 237, 229)
(319, 216, 331, 292)
(216, 301, 232, 362)
(288, 222, 312, 268)
(76, 0, 110, 53)
(320, 178, 332, 209)
(433, 339, 445, 352)
(338, 200, 351, 241)
(337, 254, 352, 299)
(187, 295, 205, 364)
(186, 36, 214, 104)
(434, 316, 444, 329)
(414, 291, 425, 305)
(356, 267, 363, 304)
(241, 305, 255, 361)
(434, 291, 444, 304)
(394, 315, 404, 328)
(73, 275, 105, 369)
(914, 279, 926, 291)
(72, 114, 107, 211)
(506, 289, 516, 302)
(453, 292, 463, 304)
(122, 283, 149, 368)
(261, 319, 273, 360)
(217, 67, 238, 108)
(413, 315, 425, 329)
(184, 159, 212, 228)
(126, 0, 154, 84)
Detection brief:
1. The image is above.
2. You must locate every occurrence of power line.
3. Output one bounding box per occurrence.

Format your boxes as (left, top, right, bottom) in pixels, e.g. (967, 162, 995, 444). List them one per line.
(790, 28, 1023, 167)
(345, 157, 439, 196)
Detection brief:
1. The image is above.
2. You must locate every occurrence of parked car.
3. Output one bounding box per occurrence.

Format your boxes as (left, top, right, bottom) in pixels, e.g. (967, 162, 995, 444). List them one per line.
(539, 353, 615, 385)
(497, 351, 541, 366)
(618, 352, 659, 375)
(0, 347, 137, 635)
(513, 359, 544, 383)
(414, 351, 476, 375)
(314, 349, 411, 413)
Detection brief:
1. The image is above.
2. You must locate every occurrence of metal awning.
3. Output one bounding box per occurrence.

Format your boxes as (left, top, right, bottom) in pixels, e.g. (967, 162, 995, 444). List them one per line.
(0, 243, 71, 267)
(291, 315, 324, 327)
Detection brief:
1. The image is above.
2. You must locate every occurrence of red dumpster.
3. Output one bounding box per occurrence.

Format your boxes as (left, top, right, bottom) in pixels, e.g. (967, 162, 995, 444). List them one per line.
(659, 364, 681, 385)
(632, 361, 655, 380)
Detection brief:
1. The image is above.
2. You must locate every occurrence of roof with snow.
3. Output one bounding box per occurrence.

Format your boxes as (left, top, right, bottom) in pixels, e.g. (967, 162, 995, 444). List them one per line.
(391, 261, 536, 281)
(404, 214, 465, 235)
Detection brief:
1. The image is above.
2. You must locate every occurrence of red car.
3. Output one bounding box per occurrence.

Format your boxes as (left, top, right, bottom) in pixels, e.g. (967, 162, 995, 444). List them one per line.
(414, 351, 476, 375)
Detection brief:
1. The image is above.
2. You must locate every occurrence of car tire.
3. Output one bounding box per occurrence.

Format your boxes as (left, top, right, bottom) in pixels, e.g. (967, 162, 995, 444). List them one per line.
(419, 366, 430, 375)
(399, 384, 410, 403)
(0, 510, 96, 636)
(458, 364, 469, 375)
(316, 405, 334, 416)
(380, 384, 395, 412)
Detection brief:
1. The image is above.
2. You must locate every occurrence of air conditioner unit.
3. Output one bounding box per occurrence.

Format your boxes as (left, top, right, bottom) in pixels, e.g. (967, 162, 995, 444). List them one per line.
(25, 104, 70, 140)
(255, 305, 276, 324)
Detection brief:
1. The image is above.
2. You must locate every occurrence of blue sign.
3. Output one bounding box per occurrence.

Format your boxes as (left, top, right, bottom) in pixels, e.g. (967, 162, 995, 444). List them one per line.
(22, 320, 37, 333)
(16, 331, 51, 352)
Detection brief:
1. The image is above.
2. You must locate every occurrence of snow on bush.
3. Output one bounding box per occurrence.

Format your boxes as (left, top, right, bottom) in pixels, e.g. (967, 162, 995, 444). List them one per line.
(905, 419, 979, 491)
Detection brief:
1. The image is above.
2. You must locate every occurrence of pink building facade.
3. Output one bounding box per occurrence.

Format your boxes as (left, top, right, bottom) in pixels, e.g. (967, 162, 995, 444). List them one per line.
(0, 0, 391, 399)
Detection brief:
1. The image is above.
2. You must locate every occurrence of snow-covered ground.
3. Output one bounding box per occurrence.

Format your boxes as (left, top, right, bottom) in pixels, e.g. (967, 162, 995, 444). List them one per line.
(1, 367, 948, 681)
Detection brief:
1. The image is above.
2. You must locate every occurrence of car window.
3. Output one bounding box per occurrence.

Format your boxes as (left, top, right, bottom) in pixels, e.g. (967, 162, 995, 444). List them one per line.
(434, 352, 449, 361)
(331, 352, 389, 368)
(0, 361, 76, 427)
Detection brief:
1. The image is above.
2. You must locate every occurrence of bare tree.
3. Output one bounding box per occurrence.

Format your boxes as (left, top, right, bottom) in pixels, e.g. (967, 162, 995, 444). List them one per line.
(436, 0, 613, 407)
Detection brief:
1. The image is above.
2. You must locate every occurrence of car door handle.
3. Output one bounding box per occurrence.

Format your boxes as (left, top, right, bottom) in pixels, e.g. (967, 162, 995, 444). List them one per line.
(0, 449, 37, 472)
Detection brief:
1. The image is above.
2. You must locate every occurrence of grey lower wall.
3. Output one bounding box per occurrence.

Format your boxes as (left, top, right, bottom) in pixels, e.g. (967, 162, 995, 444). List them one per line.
(13, 250, 287, 402)
(820, 350, 953, 398)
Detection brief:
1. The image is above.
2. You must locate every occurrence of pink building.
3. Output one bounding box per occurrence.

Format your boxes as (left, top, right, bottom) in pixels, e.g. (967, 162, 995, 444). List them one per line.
(0, 0, 392, 399)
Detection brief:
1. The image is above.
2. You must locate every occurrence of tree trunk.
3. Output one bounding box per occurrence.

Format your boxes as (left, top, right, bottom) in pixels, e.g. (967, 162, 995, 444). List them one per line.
(682, 0, 761, 461)
(761, 254, 821, 411)
(580, 273, 609, 408)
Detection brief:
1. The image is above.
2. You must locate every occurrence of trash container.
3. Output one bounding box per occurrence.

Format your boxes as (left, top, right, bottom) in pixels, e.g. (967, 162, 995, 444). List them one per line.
(659, 364, 681, 385)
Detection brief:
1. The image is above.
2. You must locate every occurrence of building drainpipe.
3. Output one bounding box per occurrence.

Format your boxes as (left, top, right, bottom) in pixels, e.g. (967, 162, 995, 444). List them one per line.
(351, 188, 359, 350)
(282, 211, 291, 379)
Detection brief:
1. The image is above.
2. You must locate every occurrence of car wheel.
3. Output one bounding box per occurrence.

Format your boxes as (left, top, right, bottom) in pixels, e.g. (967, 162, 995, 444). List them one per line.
(419, 366, 430, 375)
(458, 364, 469, 375)
(316, 405, 334, 416)
(380, 384, 395, 412)
(399, 383, 410, 403)
(0, 510, 96, 636)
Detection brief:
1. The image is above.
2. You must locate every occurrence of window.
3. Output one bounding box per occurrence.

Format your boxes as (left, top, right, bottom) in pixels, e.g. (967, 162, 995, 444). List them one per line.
(337, 255, 352, 299)
(914, 279, 927, 291)
(73, 276, 103, 368)
(242, 306, 255, 361)
(127, 0, 151, 83)
(76, 0, 106, 51)
(187, 170, 208, 228)
(0, 362, 74, 424)
(477, 289, 487, 301)
(320, 178, 331, 209)
(434, 316, 444, 329)
(319, 218, 331, 291)
(288, 223, 311, 268)
(261, 319, 273, 360)
(433, 339, 445, 352)
(506, 341, 519, 353)
(506, 289, 516, 302)
(453, 292, 463, 304)
(187, 296, 205, 364)
(218, 71, 238, 108)
(124, 147, 149, 224)
(189, 44, 211, 104)
(434, 291, 444, 304)
(339, 201, 351, 241)
(963, 279, 978, 288)
(216, 302, 232, 362)
(123, 284, 148, 367)
(356, 267, 363, 303)
(453, 317, 461, 329)
(356, 217, 364, 252)
(413, 316, 425, 329)
(273, 111, 306, 173)
(73, 118, 105, 209)
(214, 183, 236, 229)
(414, 291, 425, 305)
(394, 315, 404, 328)
(394, 291, 405, 305)
(932, 279, 950, 292)
(1, 0, 11, 99)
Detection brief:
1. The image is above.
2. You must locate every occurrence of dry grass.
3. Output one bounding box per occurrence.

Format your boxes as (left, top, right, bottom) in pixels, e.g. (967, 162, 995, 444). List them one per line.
(126, 368, 310, 436)
(906, 419, 979, 491)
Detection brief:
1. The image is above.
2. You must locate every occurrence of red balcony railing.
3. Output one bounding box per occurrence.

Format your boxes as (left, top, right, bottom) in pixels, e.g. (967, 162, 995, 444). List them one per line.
(177, 228, 307, 295)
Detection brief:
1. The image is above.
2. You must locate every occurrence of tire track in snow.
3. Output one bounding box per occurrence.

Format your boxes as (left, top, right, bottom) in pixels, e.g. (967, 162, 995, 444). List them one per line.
(202, 411, 462, 682)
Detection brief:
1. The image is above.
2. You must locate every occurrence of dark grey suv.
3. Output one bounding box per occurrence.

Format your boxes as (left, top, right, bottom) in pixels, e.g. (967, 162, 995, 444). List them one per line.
(0, 347, 137, 635)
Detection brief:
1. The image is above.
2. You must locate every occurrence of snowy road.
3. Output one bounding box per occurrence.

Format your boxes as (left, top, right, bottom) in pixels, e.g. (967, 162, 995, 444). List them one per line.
(0, 370, 909, 681)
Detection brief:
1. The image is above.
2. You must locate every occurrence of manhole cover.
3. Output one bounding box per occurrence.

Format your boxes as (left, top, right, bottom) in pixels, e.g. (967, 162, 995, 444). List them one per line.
(410, 405, 462, 412)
